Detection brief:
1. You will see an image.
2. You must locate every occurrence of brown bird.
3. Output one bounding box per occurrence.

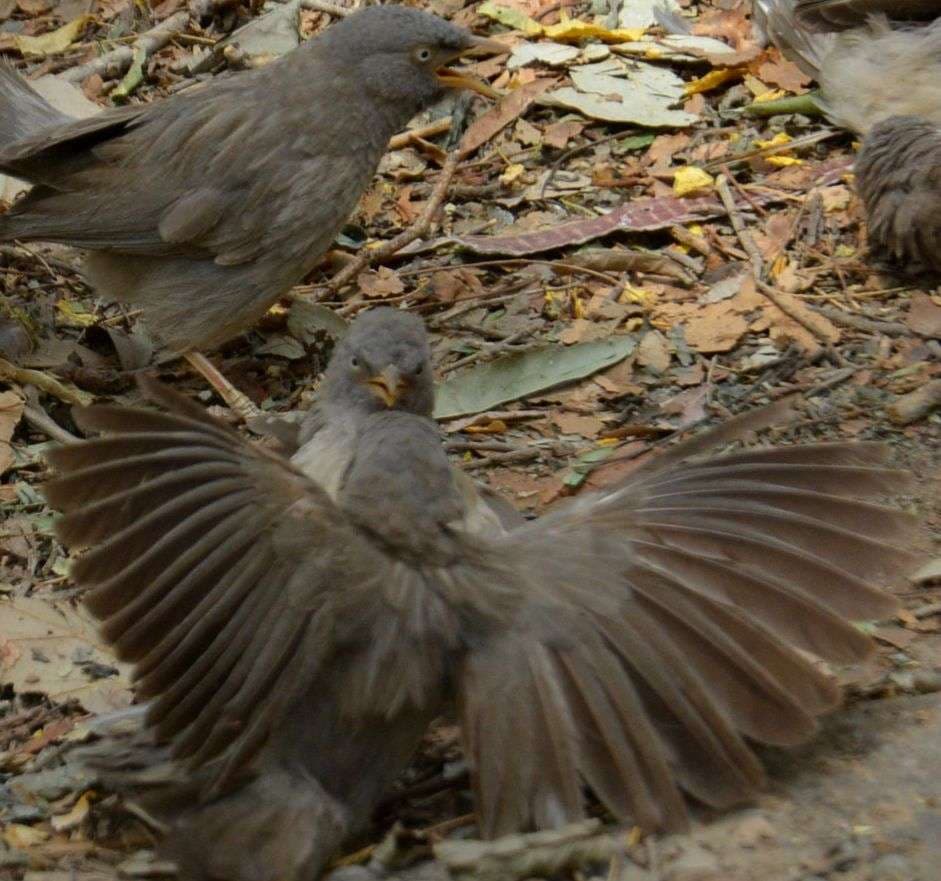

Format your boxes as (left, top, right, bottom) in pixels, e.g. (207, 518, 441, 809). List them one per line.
(0, 6, 499, 413)
(754, 0, 941, 272)
(45, 309, 920, 880)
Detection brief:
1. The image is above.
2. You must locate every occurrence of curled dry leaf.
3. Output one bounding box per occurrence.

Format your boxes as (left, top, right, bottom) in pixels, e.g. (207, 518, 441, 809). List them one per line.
(0, 389, 25, 477)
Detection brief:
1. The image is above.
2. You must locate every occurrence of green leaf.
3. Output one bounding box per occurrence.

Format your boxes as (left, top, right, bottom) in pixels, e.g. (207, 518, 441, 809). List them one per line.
(434, 335, 635, 420)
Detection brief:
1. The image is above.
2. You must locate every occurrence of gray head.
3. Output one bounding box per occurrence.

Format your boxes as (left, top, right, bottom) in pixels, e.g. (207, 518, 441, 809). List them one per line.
(323, 307, 434, 416)
(314, 5, 497, 113)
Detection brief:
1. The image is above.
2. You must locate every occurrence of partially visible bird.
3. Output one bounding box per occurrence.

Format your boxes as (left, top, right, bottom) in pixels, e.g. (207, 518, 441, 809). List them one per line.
(0, 6, 500, 412)
(45, 308, 920, 880)
(753, 0, 941, 272)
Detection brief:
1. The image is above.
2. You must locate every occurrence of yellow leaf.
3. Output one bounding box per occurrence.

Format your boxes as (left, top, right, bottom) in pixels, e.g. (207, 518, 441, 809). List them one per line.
(755, 132, 792, 149)
(56, 298, 96, 327)
(499, 163, 525, 185)
(766, 155, 803, 167)
(543, 19, 645, 43)
(834, 244, 856, 257)
(572, 295, 587, 319)
(15, 15, 93, 57)
(51, 792, 92, 833)
(752, 87, 787, 103)
(3, 824, 49, 848)
(619, 284, 654, 306)
(744, 74, 773, 98)
(672, 166, 714, 197)
(684, 68, 738, 96)
(597, 437, 620, 447)
(478, 2, 542, 35)
(464, 420, 507, 435)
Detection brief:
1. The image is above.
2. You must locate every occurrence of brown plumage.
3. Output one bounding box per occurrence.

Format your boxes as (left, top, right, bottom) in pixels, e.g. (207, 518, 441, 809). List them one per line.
(45, 310, 920, 879)
(754, 0, 941, 273)
(0, 7, 495, 352)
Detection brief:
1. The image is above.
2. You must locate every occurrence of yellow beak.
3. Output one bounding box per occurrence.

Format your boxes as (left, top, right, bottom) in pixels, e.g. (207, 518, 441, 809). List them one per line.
(367, 367, 406, 408)
(435, 36, 506, 99)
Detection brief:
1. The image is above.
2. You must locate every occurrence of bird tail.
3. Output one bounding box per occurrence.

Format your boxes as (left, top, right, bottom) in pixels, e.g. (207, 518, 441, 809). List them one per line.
(0, 64, 69, 147)
(752, 0, 834, 78)
(819, 17, 941, 132)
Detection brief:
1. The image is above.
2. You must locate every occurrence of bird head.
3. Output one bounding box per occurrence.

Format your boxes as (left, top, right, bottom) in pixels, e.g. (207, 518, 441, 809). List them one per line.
(324, 307, 435, 417)
(317, 6, 503, 113)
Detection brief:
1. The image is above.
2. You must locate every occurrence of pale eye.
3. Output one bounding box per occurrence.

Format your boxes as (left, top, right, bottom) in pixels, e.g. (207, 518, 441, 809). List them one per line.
(415, 47, 432, 63)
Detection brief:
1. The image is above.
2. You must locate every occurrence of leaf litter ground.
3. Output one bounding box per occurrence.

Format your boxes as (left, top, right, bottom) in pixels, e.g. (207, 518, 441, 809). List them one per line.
(1, 0, 940, 879)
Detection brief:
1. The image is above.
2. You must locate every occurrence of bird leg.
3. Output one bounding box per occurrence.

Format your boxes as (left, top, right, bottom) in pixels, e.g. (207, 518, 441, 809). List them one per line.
(184, 351, 261, 423)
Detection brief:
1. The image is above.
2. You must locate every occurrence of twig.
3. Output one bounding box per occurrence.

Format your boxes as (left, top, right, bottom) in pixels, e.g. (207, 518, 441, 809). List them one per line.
(756, 280, 838, 345)
(539, 129, 640, 199)
(300, 0, 352, 17)
(886, 380, 941, 425)
(63, 11, 190, 84)
(915, 601, 941, 620)
(330, 151, 461, 298)
(23, 404, 80, 445)
(670, 224, 713, 258)
(0, 358, 92, 406)
(715, 173, 763, 280)
(813, 304, 909, 337)
(702, 129, 839, 172)
(714, 175, 834, 345)
(441, 330, 533, 373)
(388, 118, 452, 151)
(462, 448, 541, 469)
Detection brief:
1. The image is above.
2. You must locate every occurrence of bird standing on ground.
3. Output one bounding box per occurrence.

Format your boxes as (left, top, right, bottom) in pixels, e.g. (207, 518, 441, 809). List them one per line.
(753, 0, 941, 272)
(0, 6, 500, 413)
(46, 309, 920, 880)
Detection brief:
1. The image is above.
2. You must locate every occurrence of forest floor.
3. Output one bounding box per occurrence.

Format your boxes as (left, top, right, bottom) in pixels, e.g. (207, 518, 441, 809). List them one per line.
(1, 0, 940, 879)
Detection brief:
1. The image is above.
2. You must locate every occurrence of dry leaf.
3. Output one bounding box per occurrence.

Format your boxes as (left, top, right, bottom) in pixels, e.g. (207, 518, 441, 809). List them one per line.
(358, 267, 405, 299)
(51, 792, 92, 833)
(3, 824, 49, 848)
(0, 595, 133, 714)
(0, 389, 25, 477)
(905, 293, 941, 339)
(673, 166, 714, 196)
(636, 330, 671, 372)
(15, 15, 93, 57)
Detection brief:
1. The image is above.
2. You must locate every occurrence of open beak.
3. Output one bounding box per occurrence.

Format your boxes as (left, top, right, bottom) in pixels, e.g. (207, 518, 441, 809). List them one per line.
(436, 36, 506, 99)
(366, 366, 407, 408)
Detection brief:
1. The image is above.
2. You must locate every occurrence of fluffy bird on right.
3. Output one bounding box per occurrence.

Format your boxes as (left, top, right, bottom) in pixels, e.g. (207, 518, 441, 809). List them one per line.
(754, 0, 941, 273)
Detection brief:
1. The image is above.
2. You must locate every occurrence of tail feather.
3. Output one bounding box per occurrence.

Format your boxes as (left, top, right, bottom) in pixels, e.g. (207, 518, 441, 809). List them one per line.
(752, 0, 833, 78)
(0, 65, 69, 149)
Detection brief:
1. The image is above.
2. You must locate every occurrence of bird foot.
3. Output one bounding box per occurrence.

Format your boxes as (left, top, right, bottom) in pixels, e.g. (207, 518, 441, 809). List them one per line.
(183, 351, 261, 423)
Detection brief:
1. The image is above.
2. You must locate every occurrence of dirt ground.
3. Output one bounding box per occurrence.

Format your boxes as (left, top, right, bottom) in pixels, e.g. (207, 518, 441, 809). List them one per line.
(1, 0, 940, 879)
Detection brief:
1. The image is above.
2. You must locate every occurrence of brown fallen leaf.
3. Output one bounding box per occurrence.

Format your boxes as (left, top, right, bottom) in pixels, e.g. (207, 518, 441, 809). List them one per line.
(459, 77, 558, 158)
(0, 595, 133, 714)
(636, 330, 671, 373)
(0, 388, 25, 477)
(905, 292, 941, 339)
(358, 266, 405, 299)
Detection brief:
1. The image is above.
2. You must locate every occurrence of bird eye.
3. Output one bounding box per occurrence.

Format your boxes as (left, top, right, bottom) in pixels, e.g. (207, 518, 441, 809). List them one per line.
(415, 47, 432, 63)
(351, 356, 359, 368)
(414, 363, 424, 375)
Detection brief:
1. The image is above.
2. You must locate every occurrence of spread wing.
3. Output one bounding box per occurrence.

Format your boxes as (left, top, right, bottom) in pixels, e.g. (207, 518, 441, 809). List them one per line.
(460, 400, 919, 835)
(44, 379, 483, 795)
